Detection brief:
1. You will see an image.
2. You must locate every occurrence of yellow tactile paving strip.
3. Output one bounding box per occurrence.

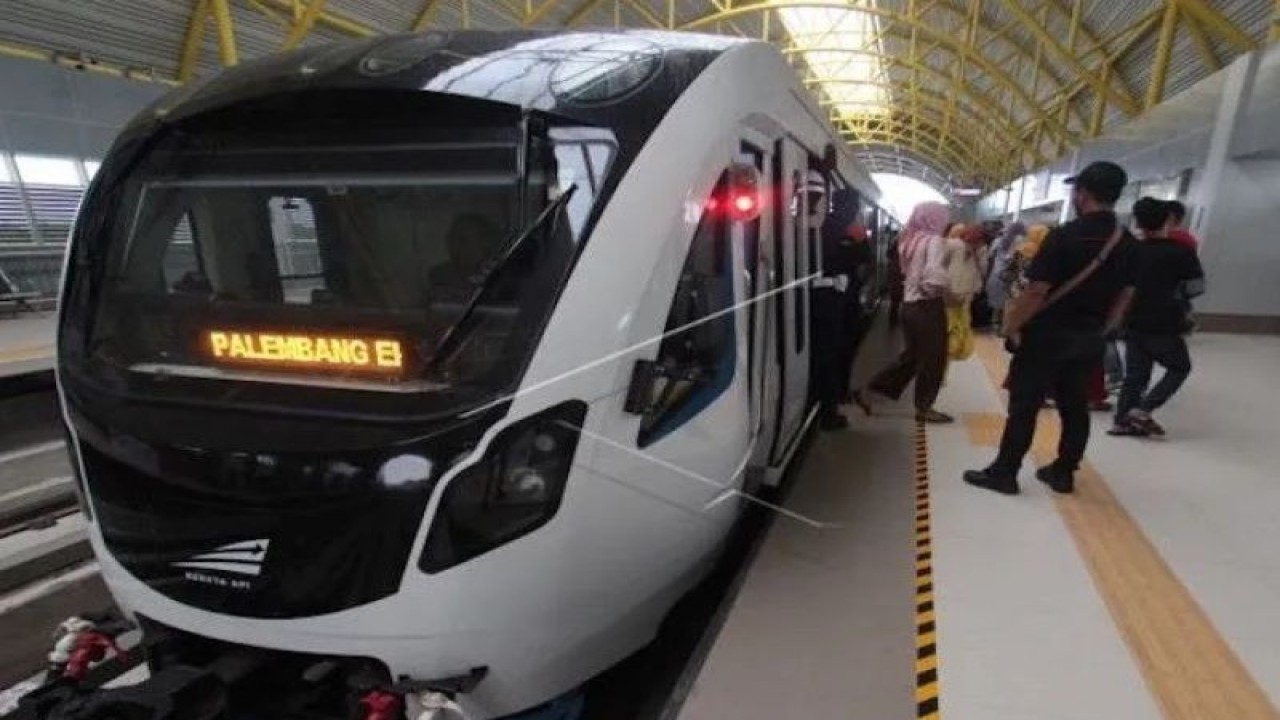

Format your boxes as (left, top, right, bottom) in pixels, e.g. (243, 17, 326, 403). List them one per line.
(914, 419, 941, 720)
(968, 335, 1280, 720)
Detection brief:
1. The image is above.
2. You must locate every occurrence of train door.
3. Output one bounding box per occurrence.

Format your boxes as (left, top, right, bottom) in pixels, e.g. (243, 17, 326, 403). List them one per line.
(738, 138, 778, 490)
(621, 165, 755, 510)
(769, 137, 814, 465)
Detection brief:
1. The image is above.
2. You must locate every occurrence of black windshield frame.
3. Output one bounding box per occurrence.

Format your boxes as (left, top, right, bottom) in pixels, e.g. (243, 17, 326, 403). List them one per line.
(59, 91, 616, 428)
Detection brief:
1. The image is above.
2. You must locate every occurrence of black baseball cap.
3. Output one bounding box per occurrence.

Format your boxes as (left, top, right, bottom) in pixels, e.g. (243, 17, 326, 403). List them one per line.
(1065, 161, 1128, 204)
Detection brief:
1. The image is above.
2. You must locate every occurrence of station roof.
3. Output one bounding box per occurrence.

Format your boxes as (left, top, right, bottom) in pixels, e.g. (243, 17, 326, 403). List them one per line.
(0, 0, 1275, 194)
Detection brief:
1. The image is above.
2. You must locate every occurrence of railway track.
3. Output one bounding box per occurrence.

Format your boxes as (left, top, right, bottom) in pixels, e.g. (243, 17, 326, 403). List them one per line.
(0, 478, 80, 541)
(0, 484, 89, 597)
(0, 379, 114, 696)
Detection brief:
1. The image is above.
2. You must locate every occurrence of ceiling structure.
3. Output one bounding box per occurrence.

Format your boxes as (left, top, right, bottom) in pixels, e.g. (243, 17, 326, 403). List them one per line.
(0, 0, 1277, 195)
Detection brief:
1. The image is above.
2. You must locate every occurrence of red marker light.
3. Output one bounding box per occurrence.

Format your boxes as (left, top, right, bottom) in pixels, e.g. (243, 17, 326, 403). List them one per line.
(728, 190, 761, 221)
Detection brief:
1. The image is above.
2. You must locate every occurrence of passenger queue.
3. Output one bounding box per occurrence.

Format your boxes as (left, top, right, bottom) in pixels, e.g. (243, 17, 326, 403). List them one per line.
(844, 161, 1205, 497)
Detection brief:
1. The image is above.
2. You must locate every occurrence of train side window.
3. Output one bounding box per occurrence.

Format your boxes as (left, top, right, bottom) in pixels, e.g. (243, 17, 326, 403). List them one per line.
(552, 141, 613, 238)
(550, 127, 617, 239)
(739, 142, 764, 393)
(638, 172, 736, 448)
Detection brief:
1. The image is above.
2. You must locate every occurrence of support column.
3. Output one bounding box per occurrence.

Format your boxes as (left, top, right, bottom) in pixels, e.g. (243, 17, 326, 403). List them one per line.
(1191, 49, 1260, 244)
(1013, 174, 1028, 221)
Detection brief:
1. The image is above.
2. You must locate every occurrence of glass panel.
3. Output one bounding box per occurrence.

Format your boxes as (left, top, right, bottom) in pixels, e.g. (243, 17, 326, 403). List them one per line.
(87, 140, 587, 406)
(639, 171, 736, 447)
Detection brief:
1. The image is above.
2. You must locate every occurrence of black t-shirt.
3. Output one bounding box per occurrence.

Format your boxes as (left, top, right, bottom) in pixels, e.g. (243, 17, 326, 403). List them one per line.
(822, 227, 860, 276)
(1126, 237, 1204, 335)
(1025, 211, 1139, 333)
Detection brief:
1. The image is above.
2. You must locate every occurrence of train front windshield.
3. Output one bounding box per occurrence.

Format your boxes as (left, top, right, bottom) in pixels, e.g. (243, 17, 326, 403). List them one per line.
(62, 95, 613, 420)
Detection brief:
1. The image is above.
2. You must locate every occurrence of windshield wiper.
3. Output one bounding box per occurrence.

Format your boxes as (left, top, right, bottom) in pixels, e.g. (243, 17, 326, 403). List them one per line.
(428, 184, 579, 369)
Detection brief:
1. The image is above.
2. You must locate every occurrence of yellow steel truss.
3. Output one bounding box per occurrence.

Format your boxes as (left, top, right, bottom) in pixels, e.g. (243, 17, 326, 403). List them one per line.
(146, 0, 1269, 190)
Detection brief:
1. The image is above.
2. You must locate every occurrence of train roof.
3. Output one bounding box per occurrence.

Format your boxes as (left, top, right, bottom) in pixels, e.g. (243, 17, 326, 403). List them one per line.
(126, 29, 749, 144)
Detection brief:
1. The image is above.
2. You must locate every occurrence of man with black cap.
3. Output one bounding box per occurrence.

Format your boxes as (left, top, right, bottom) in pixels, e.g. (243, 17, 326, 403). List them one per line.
(964, 161, 1139, 495)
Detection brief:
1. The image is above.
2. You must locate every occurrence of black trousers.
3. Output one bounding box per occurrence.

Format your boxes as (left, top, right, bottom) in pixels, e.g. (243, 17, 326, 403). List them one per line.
(812, 288, 850, 415)
(838, 300, 867, 398)
(991, 330, 1104, 475)
(1116, 332, 1191, 420)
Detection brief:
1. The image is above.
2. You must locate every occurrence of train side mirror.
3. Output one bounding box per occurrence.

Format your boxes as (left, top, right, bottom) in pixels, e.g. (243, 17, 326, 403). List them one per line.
(623, 359, 665, 415)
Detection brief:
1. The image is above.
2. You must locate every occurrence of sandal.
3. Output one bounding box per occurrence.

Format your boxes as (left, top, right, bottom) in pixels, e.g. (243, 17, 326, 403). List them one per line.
(917, 409, 955, 424)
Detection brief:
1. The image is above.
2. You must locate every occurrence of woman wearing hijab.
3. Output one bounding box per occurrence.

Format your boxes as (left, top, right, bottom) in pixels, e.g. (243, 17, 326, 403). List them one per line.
(985, 220, 1026, 319)
(852, 202, 954, 423)
(943, 226, 989, 362)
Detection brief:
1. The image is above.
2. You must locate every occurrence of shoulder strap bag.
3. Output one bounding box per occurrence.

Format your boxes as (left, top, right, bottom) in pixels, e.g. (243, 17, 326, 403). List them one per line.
(1002, 226, 1124, 348)
(1035, 226, 1125, 316)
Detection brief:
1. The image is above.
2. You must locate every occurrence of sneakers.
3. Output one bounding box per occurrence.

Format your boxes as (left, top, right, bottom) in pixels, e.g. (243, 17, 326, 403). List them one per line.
(963, 469, 1020, 495)
(1128, 411, 1167, 437)
(1107, 419, 1148, 437)
(1036, 464, 1075, 494)
(1108, 410, 1166, 438)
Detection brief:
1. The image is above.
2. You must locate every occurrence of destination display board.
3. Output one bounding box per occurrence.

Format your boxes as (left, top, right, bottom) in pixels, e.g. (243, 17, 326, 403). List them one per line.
(206, 330, 405, 376)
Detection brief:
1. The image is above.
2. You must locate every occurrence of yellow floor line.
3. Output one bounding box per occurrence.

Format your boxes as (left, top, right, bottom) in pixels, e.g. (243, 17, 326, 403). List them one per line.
(969, 334, 1280, 720)
(914, 420, 940, 720)
(0, 343, 53, 364)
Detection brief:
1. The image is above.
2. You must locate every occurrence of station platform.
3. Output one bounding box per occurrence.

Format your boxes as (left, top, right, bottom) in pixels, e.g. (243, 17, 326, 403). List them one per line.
(676, 321, 1280, 720)
(0, 314, 55, 380)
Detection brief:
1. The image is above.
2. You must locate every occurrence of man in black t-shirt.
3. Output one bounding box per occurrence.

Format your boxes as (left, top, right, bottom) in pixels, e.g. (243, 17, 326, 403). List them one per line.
(1109, 198, 1205, 437)
(965, 162, 1138, 495)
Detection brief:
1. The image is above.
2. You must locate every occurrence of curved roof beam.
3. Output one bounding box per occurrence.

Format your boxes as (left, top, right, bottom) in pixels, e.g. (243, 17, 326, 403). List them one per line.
(681, 2, 1078, 152)
(837, 118, 981, 179)
(810, 80, 1014, 173)
(841, 120, 986, 176)
(859, 159, 954, 196)
(989, 0, 1139, 116)
(856, 143, 958, 180)
(847, 137, 965, 178)
(843, 133, 967, 180)
(781, 1, 1087, 129)
(781, 44, 1060, 162)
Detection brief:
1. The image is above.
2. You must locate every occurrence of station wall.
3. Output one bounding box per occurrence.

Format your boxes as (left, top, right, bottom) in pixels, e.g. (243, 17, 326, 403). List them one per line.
(977, 43, 1280, 323)
(0, 55, 166, 160)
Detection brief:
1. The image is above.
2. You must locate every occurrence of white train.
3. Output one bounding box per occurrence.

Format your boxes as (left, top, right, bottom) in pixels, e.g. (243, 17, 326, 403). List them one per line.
(47, 29, 883, 720)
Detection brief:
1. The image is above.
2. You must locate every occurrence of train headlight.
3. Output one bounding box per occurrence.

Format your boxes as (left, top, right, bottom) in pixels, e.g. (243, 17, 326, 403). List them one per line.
(419, 401, 588, 573)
